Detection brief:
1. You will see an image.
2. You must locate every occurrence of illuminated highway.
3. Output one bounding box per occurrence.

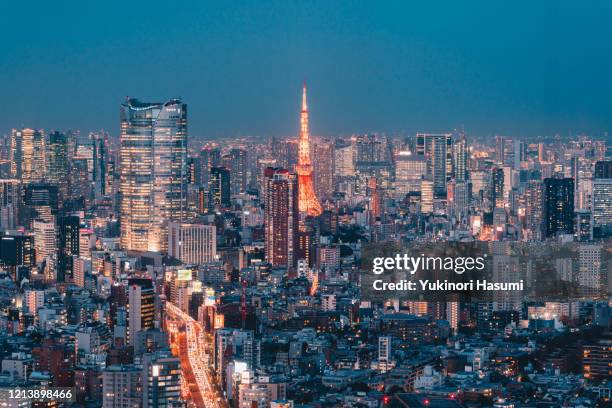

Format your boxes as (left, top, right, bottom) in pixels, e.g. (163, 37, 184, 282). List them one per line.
(166, 301, 227, 408)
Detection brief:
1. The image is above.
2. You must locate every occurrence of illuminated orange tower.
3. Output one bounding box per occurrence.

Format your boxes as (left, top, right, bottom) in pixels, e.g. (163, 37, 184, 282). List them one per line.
(296, 82, 323, 216)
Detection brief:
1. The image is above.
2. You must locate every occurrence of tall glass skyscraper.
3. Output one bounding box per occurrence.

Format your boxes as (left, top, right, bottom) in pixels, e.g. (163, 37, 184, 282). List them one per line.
(47, 131, 70, 203)
(119, 98, 187, 252)
(416, 133, 451, 196)
(542, 177, 574, 238)
(10, 128, 46, 183)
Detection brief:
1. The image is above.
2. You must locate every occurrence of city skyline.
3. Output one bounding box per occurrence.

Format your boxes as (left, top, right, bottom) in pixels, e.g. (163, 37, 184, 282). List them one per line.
(0, 3, 611, 408)
(2, 1, 612, 138)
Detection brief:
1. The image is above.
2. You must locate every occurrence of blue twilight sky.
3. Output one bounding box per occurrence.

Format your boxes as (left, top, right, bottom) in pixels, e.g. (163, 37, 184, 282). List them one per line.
(1, 1, 612, 140)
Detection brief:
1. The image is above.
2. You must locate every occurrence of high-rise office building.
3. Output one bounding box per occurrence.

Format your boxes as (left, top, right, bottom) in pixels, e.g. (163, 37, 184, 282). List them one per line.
(575, 210, 593, 242)
(542, 178, 574, 238)
(79, 228, 95, 260)
(168, 221, 217, 265)
(24, 183, 59, 224)
(238, 383, 271, 408)
(0, 179, 21, 229)
(23, 289, 45, 314)
(47, 131, 70, 202)
(229, 148, 248, 195)
(141, 351, 181, 408)
(264, 168, 298, 268)
(57, 215, 80, 282)
(33, 219, 57, 264)
(199, 146, 221, 187)
(495, 135, 520, 168)
(333, 138, 355, 178)
(592, 178, 612, 228)
(355, 134, 389, 164)
(92, 131, 109, 198)
(10, 128, 46, 182)
(491, 167, 505, 209)
(119, 98, 188, 252)
(577, 244, 603, 298)
(186, 156, 200, 185)
(582, 337, 612, 382)
(73, 256, 88, 288)
(128, 278, 155, 345)
(22, 184, 59, 226)
(0, 231, 35, 270)
(209, 166, 231, 209)
(169, 272, 191, 313)
(273, 139, 299, 174)
(102, 365, 142, 408)
(524, 181, 542, 239)
(451, 131, 469, 181)
(420, 178, 434, 214)
(450, 181, 470, 218)
(416, 133, 450, 196)
(594, 160, 612, 179)
(312, 138, 334, 201)
(296, 224, 316, 268)
(394, 151, 426, 199)
(378, 336, 391, 372)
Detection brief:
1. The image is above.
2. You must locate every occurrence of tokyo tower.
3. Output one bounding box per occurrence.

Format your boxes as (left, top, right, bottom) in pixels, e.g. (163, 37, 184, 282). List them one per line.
(296, 82, 323, 216)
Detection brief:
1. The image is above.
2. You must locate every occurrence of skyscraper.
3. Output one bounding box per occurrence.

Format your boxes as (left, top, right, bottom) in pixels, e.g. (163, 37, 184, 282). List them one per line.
(128, 278, 155, 345)
(355, 134, 389, 164)
(542, 178, 574, 238)
(296, 83, 322, 216)
(142, 351, 181, 408)
(312, 138, 334, 202)
(209, 166, 231, 209)
(491, 167, 505, 209)
(102, 365, 142, 408)
(57, 215, 80, 282)
(92, 131, 109, 198)
(24, 183, 59, 224)
(594, 160, 612, 179)
(33, 219, 57, 264)
(451, 131, 468, 181)
(420, 178, 434, 214)
(0, 179, 20, 229)
(47, 131, 70, 203)
(0, 231, 35, 271)
(333, 138, 355, 178)
(524, 180, 543, 239)
(592, 176, 612, 230)
(273, 138, 299, 174)
(199, 146, 221, 187)
(378, 336, 391, 373)
(495, 135, 516, 167)
(168, 221, 217, 264)
(119, 98, 187, 252)
(229, 148, 248, 195)
(264, 167, 298, 268)
(582, 337, 612, 382)
(575, 210, 593, 242)
(394, 151, 426, 199)
(577, 244, 602, 298)
(10, 128, 46, 182)
(416, 133, 450, 196)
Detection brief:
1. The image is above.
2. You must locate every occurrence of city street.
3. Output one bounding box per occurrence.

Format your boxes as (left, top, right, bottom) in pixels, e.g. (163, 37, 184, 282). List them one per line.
(166, 301, 227, 408)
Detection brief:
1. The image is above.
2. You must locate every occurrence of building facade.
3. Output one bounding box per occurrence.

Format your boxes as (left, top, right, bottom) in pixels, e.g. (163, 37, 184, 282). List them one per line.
(119, 98, 187, 252)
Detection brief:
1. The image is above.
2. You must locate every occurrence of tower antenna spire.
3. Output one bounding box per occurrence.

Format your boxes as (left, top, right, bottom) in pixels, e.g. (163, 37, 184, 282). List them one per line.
(302, 80, 308, 111)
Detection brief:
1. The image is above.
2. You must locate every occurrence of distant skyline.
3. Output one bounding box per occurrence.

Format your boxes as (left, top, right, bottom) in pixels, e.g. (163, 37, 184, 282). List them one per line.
(1, 1, 612, 139)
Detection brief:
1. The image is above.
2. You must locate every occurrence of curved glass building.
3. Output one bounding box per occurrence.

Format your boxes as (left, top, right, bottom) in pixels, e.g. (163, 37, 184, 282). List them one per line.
(119, 98, 187, 252)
